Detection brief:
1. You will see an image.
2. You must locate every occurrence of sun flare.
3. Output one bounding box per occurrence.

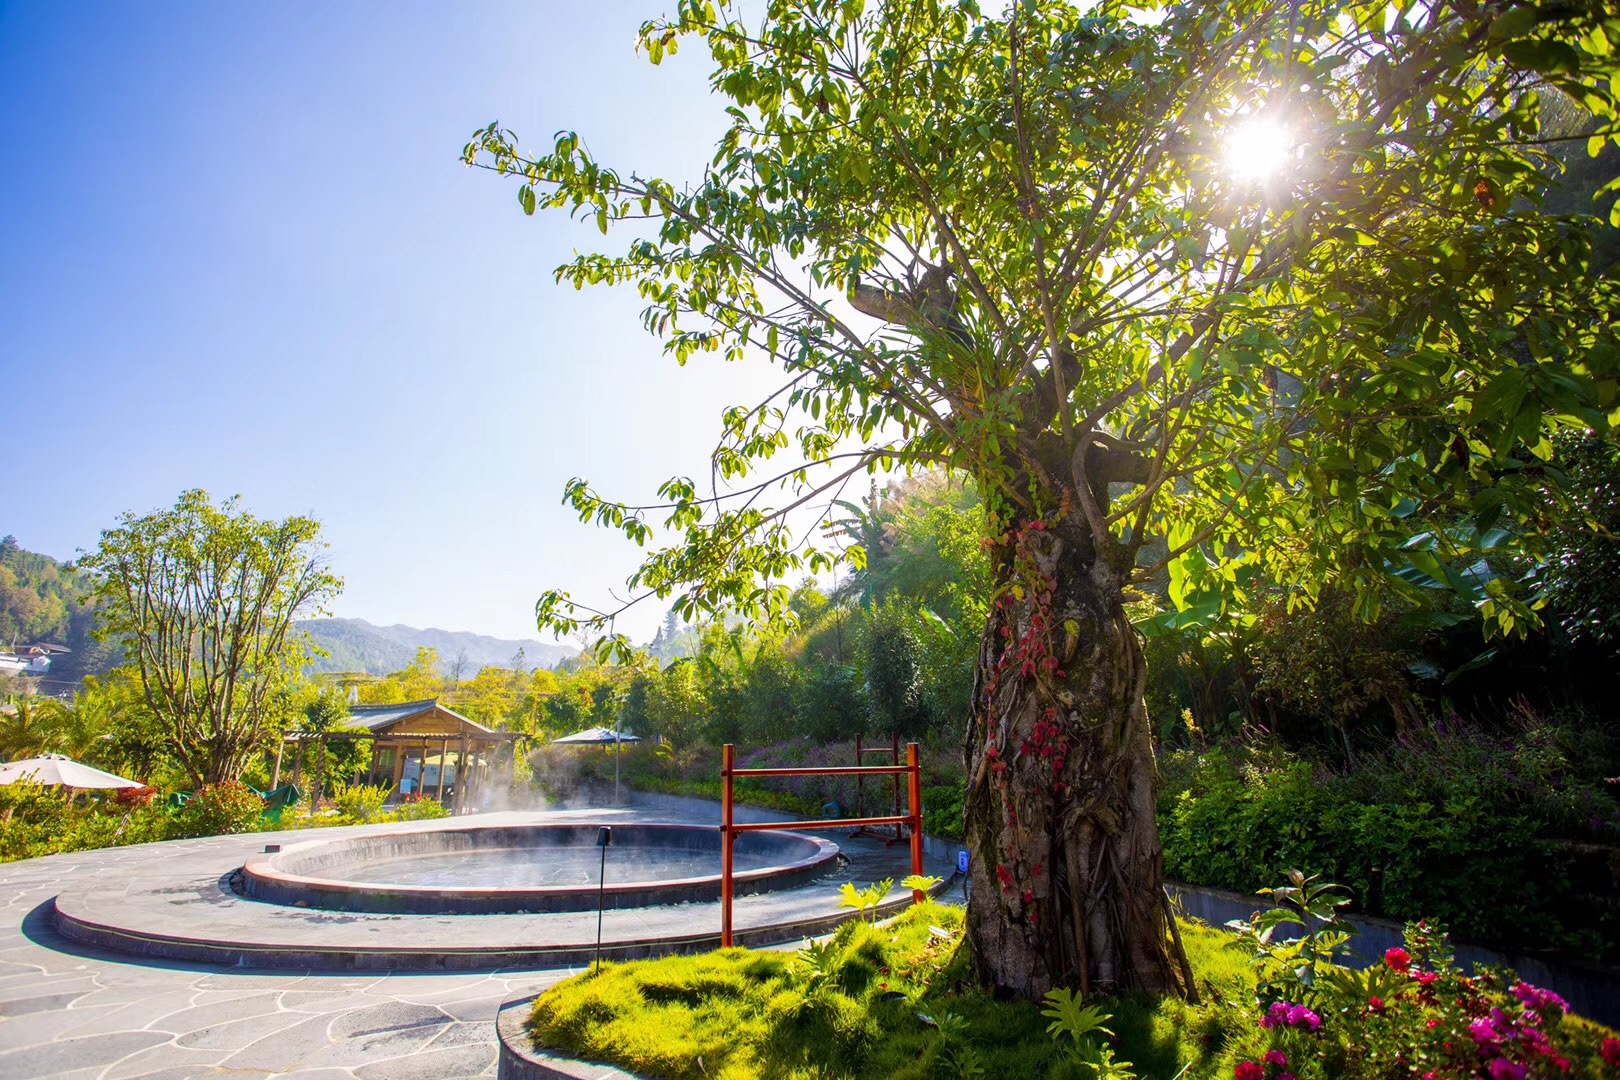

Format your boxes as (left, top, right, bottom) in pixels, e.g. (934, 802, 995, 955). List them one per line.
(1225, 116, 1295, 182)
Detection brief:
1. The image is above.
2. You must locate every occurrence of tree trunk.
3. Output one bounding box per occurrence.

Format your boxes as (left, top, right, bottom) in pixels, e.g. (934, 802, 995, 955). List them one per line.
(963, 514, 1182, 997)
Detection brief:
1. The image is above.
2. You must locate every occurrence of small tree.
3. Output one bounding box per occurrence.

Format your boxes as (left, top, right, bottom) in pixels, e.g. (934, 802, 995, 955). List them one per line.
(81, 490, 340, 787)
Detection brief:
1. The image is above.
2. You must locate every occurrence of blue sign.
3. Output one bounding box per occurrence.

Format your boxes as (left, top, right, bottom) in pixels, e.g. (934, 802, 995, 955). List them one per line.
(957, 850, 969, 874)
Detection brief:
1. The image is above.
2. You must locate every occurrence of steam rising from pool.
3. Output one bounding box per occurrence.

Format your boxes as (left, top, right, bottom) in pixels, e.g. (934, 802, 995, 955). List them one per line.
(340, 846, 781, 889)
(241, 823, 840, 914)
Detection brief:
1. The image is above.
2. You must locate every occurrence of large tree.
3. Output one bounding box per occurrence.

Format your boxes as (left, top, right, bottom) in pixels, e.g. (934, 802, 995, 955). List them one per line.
(468, 0, 1620, 995)
(81, 490, 340, 787)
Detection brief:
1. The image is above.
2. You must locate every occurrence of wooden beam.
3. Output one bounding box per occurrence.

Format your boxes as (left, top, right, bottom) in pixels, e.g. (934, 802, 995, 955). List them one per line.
(436, 738, 448, 803)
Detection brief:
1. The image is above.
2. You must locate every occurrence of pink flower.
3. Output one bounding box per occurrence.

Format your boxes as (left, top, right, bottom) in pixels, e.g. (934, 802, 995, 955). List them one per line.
(1384, 947, 1412, 972)
(1287, 1004, 1321, 1032)
(1235, 1063, 1265, 1080)
(1263, 1050, 1288, 1068)
(1603, 1038, 1620, 1068)
(1414, 971, 1439, 986)
(1260, 1001, 1292, 1030)
(1511, 982, 1569, 1015)
(1367, 996, 1386, 1015)
(1469, 1017, 1502, 1048)
(1487, 1061, 1526, 1080)
(1277, 1074, 1296, 1080)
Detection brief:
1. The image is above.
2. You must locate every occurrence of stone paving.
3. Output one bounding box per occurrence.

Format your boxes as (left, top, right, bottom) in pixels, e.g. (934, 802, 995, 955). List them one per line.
(0, 798, 952, 1077)
(0, 862, 575, 1077)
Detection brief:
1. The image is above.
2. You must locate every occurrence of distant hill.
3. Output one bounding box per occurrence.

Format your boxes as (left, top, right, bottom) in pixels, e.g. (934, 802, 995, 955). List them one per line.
(299, 617, 576, 676)
(0, 535, 121, 687)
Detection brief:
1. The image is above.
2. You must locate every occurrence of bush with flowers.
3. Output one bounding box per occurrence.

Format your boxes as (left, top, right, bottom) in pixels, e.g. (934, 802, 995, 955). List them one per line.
(1223, 871, 1619, 1080)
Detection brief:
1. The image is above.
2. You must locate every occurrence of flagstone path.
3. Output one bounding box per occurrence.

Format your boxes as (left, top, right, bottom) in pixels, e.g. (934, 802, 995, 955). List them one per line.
(0, 799, 955, 1077)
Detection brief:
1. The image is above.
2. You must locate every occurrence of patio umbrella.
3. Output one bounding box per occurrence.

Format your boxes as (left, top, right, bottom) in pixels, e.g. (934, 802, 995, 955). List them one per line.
(549, 728, 642, 804)
(0, 753, 142, 790)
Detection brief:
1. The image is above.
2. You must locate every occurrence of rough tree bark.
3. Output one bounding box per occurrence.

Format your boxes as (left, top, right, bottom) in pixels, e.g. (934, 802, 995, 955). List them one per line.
(850, 272, 1185, 997)
(962, 510, 1182, 997)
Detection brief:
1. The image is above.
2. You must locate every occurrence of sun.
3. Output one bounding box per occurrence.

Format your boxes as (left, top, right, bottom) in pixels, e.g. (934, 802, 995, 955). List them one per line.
(1225, 116, 1295, 183)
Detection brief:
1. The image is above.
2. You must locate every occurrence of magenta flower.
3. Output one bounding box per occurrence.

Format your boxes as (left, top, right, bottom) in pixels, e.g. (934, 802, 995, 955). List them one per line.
(1286, 1004, 1321, 1033)
(1604, 1038, 1620, 1068)
(1511, 982, 1569, 1015)
(1487, 1060, 1526, 1080)
(1383, 947, 1412, 972)
(1263, 1050, 1288, 1068)
(1235, 1062, 1264, 1080)
(1260, 1001, 1293, 1030)
(1469, 1017, 1503, 1048)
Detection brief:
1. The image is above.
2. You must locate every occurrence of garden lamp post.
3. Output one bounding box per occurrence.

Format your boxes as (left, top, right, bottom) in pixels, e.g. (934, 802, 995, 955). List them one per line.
(594, 825, 613, 975)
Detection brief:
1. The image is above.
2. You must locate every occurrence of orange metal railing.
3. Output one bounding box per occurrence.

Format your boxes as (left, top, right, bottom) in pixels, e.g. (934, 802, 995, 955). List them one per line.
(720, 742, 925, 947)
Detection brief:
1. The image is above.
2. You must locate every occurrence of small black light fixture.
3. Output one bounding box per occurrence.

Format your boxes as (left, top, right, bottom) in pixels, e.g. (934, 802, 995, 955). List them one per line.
(594, 826, 613, 974)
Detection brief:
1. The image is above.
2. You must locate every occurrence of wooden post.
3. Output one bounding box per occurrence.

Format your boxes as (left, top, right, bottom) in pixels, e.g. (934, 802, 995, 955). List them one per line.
(436, 739, 448, 802)
(721, 743, 735, 948)
(292, 738, 303, 789)
(315, 734, 327, 805)
(271, 738, 285, 790)
(891, 731, 902, 842)
(853, 733, 863, 818)
(907, 742, 925, 903)
(457, 734, 469, 814)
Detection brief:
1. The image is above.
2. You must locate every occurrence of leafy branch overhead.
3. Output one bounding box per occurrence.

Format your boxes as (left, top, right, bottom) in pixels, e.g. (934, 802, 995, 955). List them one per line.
(467, 0, 1620, 647)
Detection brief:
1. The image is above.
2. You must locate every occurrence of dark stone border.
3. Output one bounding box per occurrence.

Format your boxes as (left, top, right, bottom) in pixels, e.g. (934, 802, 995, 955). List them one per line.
(242, 822, 839, 915)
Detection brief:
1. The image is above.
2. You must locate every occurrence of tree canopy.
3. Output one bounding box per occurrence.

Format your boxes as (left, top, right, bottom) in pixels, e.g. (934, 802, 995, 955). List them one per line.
(80, 490, 341, 787)
(472, 0, 1618, 645)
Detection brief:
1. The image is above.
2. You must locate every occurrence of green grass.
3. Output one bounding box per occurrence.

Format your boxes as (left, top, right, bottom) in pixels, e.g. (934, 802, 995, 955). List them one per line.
(528, 903, 1259, 1080)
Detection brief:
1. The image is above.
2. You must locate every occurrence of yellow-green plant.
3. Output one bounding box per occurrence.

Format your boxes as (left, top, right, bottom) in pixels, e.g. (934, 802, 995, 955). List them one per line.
(837, 878, 893, 922)
(331, 779, 391, 823)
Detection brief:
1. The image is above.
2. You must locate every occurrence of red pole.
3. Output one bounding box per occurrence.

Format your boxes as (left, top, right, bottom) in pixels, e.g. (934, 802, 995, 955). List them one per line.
(907, 742, 924, 903)
(721, 743, 735, 947)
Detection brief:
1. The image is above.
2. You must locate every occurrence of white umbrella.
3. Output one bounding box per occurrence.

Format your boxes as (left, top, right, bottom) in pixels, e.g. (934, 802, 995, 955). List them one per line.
(0, 753, 143, 790)
(550, 728, 642, 803)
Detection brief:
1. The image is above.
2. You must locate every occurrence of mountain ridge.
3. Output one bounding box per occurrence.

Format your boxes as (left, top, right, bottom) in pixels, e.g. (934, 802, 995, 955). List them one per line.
(299, 616, 576, 676)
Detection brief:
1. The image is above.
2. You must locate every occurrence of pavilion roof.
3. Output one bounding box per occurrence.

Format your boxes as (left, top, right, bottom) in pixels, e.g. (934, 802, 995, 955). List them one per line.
(344, 699, 495, 736)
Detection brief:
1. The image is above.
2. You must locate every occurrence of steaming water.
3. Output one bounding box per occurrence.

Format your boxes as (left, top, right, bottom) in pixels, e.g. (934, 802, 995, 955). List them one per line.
(333, 846, 783, 888)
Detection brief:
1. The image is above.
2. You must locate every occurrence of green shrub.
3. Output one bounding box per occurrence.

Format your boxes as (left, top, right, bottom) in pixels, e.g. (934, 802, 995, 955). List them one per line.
(391, 796, 450, 821)
(921, 783, 964, 840)
(330, 779, 391, 822)
(168, 781, 264, 839)
(1157, 731, 1620, 961)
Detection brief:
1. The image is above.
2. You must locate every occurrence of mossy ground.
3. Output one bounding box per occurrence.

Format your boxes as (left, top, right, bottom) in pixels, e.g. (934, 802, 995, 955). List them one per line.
(528, 903, 1261, 1080)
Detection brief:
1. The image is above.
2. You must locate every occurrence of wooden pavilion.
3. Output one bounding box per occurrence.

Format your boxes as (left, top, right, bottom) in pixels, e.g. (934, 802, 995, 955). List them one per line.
(278, 699, 518, 814)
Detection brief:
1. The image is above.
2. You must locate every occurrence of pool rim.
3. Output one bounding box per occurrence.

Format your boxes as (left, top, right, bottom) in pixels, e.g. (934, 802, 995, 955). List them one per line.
(239, 821, 841, 915)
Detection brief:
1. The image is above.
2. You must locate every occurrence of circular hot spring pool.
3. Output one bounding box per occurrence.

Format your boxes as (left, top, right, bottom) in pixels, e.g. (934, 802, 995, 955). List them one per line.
(240, 823, 840, 915)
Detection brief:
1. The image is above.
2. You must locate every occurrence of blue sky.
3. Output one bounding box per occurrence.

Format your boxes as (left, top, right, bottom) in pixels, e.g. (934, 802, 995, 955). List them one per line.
(1, 1, 791, 643)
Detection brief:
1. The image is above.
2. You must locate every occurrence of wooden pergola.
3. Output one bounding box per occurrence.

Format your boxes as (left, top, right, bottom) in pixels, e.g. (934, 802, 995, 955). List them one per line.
(276, 699, 518, 814)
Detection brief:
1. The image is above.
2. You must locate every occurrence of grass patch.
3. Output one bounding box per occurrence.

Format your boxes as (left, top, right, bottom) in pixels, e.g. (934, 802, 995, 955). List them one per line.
(529, 903, 1259, 1080)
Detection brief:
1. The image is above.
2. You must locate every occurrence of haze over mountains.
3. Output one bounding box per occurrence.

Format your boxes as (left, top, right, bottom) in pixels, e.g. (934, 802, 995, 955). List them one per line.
(299, 617, 577, 676)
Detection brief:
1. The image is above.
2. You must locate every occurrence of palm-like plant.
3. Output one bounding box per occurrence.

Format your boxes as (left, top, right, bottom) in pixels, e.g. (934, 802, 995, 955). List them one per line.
(0, 698, 55, 761)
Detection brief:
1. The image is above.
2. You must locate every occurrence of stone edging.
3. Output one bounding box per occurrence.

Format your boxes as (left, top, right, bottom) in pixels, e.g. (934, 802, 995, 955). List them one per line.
(497, 996, 644, 1080)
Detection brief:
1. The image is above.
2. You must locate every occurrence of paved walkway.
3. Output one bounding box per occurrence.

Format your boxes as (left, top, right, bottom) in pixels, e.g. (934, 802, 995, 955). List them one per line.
(0, 800, 950, 1077)
(0, 863, 573, 1077)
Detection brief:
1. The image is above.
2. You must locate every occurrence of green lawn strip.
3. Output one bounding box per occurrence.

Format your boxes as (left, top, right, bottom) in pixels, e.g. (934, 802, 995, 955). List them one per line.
(528, 903, 1257, 1080)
